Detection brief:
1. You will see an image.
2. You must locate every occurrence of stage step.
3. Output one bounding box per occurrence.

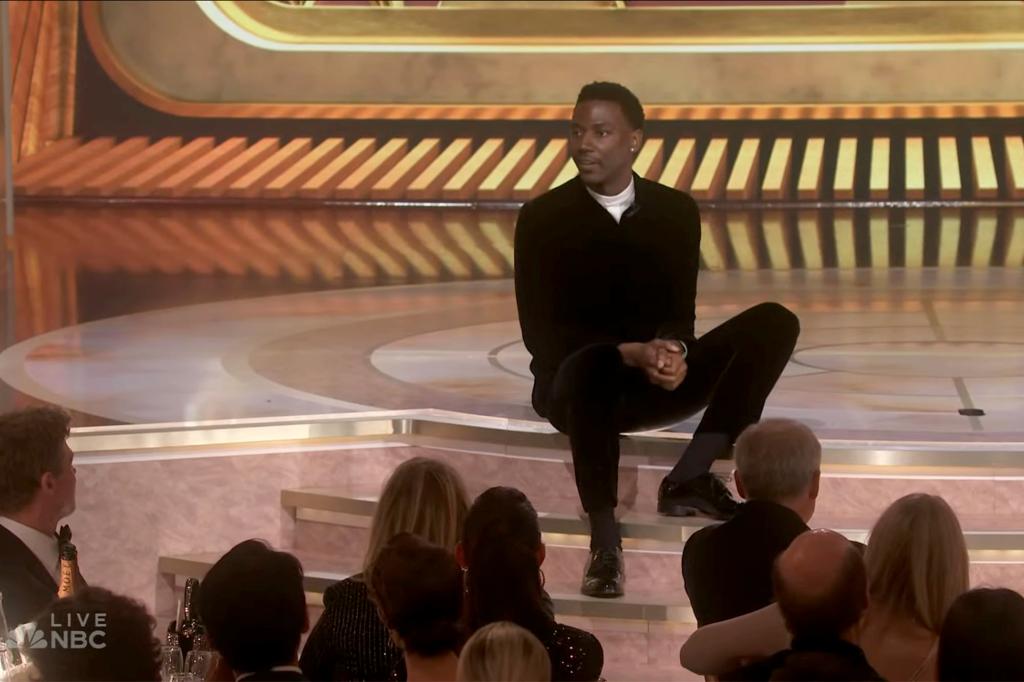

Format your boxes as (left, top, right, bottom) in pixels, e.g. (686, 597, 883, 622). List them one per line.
(276, 436, 1024, 539)
(282, 487, 1024, 552)
(157, 551, 694, 623)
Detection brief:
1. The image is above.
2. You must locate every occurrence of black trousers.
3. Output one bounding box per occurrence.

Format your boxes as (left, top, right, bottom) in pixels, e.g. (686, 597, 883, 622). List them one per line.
(535, 302, 800, 514)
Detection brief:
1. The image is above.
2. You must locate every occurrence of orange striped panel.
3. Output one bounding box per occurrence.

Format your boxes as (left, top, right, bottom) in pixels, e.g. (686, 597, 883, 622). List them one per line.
(443, 139, 504, 200)
(80, 137, 183, 195)
(761, 138, 792, 200)
(726, 138, 760, 200)
(970, 136, 998, 199)
(263, 138, 345, 198)
(549, 158, 578, 190)
(477, 139, 536, 200)
(299, 138, 376, 198)
(187, 138, 281, 197)
(1005, 136, 1024, 199)
(372, 138, 441, 199)
(334, 138, 408, 199)
(119, 138, 216, 196)
(938, 137, 962, 199)
(869, 138, 890, 199)
(15, 137, 115, 192)
(12, 137, 81, 178)
(512, 139, 568, 200)
(905, 137, 925, 200)
(797, 138, 825, 200)
(633, 139, 664, 180)
(407, 138, 473, 200)
(37, 137, 149, 195)
(832, 138, 857, 200)
(658, 139, 696, 191)
(690, 139, 728, 200)
(227, 138, 313, 198)
(153, 138, 247, 197)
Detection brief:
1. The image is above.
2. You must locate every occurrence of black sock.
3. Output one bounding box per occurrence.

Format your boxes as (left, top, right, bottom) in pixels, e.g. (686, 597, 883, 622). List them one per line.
(665, 432, 732, 483)
(588, 508, 621, 550)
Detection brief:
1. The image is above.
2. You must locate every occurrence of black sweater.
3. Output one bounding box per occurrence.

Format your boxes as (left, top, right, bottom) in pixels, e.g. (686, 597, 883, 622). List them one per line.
(514, 174, 701, 404)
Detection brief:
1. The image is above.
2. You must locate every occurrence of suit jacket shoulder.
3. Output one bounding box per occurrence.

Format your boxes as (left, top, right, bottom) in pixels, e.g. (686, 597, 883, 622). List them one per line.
(0, 525, 58, 627)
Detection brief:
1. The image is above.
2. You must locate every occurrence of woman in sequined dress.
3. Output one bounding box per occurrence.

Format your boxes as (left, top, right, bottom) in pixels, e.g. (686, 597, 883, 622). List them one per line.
(457, 487, 604, 682)
(299, 458, 470, 681)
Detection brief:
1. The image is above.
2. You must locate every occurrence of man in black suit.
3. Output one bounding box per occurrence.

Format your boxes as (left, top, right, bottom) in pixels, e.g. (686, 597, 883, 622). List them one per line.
(514, 82, 800, 598)
(682, 419, 820, 626)
(0, 407, 78, 627)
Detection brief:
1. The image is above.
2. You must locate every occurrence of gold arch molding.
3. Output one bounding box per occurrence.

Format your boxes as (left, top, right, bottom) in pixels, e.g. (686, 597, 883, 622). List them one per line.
(83, 0, 1024, 120)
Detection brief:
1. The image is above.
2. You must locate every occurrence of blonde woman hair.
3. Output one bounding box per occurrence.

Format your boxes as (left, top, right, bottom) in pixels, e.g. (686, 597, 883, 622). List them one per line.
(362, 457, 469, 576)
(457, 622, 551, 682)
(865, 493, 969, 632)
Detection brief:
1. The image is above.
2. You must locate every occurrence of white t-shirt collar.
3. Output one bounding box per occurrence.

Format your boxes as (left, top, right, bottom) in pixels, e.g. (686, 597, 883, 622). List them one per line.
(585, 177, 636, 223)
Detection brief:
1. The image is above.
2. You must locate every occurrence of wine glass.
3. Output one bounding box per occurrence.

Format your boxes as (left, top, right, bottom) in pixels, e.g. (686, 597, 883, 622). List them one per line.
(185, 649, 216, 680)
(159, 644, 183, 682)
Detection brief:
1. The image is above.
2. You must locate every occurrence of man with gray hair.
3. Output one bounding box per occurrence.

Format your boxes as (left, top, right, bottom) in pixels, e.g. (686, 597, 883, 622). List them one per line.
(681, 418, 821, 626)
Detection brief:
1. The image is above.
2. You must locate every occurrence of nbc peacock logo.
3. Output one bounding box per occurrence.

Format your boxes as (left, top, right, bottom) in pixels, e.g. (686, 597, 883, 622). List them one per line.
(5, 623, 47, 651)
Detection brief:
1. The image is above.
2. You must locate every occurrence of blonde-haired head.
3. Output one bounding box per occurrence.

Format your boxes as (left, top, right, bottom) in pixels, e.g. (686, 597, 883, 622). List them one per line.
(866, 493, 969, 632)
(362, 457, 469, 576)
(457, 621, 551, 682)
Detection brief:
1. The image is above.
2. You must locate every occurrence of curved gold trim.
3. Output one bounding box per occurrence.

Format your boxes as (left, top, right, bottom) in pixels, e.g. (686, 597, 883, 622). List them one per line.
(214, 0, 1024, 47)
(81, 1, 1024, 120)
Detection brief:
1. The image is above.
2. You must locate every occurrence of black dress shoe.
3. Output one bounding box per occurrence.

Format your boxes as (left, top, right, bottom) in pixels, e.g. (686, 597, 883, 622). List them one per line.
(581, 547, 625, 598)
(658, 473, 739, 520)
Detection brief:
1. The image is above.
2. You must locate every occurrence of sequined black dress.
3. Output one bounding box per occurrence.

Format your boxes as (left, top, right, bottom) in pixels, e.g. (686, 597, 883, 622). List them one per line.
(543, 621, 604, 681)
(299, 576, 404, 681)
(300, 576, 602, 682)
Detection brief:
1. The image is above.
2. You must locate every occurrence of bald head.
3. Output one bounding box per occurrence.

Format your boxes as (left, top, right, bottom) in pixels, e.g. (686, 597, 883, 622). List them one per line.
(773, 530, 867, 640)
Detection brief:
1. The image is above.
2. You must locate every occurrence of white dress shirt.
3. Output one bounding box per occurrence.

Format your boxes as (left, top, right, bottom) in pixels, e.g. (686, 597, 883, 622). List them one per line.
(0, 517, 59, 583)
(585, 177, 636, 223)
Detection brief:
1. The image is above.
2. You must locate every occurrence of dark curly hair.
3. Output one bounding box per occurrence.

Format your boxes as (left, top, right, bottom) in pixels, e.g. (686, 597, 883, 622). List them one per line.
(29, 587, 161, 681)
(368, 532, 463, 657)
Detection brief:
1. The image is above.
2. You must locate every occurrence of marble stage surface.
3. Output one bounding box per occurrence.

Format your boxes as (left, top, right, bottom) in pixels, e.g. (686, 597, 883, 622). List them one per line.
(1, 266, 1022, 444)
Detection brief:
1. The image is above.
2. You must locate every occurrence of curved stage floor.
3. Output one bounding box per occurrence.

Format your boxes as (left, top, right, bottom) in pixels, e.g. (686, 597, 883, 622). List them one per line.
(1, 268, 1023, 444)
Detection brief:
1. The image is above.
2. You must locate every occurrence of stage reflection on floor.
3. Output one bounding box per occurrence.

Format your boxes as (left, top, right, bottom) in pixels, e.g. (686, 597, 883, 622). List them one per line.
(1, 204, 1022, 436)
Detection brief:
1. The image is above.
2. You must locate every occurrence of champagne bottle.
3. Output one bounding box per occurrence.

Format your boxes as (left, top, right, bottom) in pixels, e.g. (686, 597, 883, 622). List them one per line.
(178, 578, 200, 655)
(57, 542, 78, 599)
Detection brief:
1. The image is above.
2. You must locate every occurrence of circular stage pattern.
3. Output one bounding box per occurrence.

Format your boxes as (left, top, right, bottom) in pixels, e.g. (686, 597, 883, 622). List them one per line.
(1, 270, 1023, 442)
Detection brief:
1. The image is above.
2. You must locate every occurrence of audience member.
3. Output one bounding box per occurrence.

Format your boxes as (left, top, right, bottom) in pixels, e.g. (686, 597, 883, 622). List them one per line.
(368, 533, 463, 682)
(199, 540, 308, 681)
(938, 587, 1024, 681)
(683, 419, 820, 625)
(0, 407, 81, 627)
(457, 622, 551, 682)
(859, 493, 969, 681)
(681, 493, 969, 681)
(28, 586, 160, 681)
(736, 530, 881, 681)
(300, 457, 469, 682)
(458, 487, 603, 682)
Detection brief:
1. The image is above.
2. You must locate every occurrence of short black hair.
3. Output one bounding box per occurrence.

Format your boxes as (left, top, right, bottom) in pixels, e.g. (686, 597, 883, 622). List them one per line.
(198, 540, 306, 674)
(576, 82, 645, 130)
(939, 588, 1024, 681)
(773, 544, 867, 639)
(368, 533, 463, 657)
(30, 587, 161, 682)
